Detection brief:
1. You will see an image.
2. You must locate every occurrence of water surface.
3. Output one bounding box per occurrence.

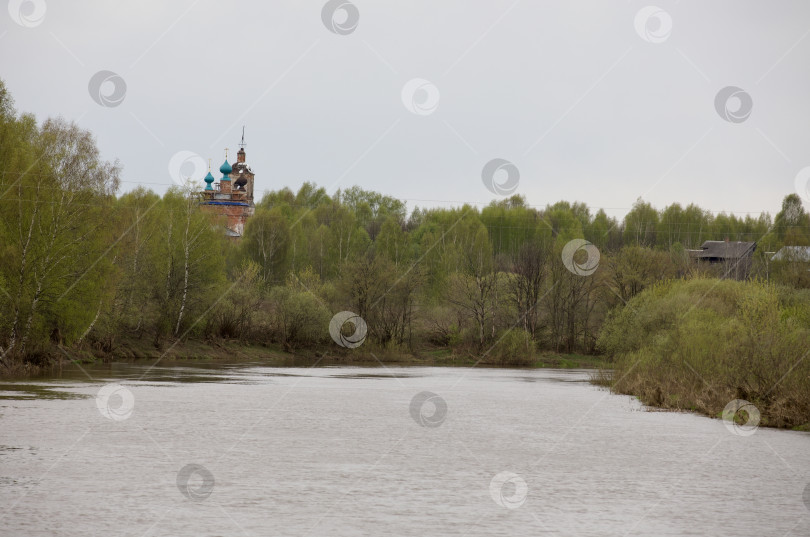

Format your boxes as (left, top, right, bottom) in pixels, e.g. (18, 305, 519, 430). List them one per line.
(1, 362, 807, 536)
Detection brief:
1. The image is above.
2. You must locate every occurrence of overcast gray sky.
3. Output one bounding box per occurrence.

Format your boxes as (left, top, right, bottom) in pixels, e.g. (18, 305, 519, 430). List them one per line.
(2, 0, 809, 220)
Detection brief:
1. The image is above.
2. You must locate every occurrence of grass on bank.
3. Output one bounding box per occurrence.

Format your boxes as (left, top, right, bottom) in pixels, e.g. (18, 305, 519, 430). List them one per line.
(10, 332, 608, 379)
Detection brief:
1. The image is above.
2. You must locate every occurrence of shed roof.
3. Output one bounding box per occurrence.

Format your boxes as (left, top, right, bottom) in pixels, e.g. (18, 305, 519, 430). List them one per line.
(691, 241, 756, 259)
(771, 246, 810, 261)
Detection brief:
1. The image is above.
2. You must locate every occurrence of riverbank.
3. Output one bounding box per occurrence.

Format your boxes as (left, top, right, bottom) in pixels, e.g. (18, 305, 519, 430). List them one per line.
(0, 337, 610, 379)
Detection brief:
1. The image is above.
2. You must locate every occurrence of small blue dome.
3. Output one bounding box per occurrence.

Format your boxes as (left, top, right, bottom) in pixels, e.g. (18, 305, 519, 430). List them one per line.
(219, 159, 232, 176)
(204, 171, 214, 190)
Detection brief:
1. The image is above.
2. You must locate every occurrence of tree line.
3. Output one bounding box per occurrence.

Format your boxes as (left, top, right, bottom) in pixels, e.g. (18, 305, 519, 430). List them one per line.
(1, 80, 809, 372)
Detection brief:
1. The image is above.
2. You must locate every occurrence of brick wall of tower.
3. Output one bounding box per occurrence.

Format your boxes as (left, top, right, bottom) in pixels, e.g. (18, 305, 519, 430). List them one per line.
(199, 203, 255, 238)
(222, 204, 254, 237)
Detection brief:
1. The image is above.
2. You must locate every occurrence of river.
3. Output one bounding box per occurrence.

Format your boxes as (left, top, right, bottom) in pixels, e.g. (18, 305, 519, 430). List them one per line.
(1, 362, 808, 536)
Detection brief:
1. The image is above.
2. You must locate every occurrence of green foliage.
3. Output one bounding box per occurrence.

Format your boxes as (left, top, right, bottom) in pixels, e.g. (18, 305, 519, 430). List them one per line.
(598, 278, 810, 428)
(0, 93, 121, 361)
(485, 328, 534, 366)
(241, 207, 291, 283)
(774, 194, 810, 244)
(623, 199, 658, 247)
(604, 246, 676, 302)
(267, 285, 330, 349)
(208, 261, 264, 340)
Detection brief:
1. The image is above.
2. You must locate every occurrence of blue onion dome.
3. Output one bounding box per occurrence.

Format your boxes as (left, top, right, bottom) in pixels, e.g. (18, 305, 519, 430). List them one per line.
(204, 171, 215, 191)
(219, 159, 232, 177)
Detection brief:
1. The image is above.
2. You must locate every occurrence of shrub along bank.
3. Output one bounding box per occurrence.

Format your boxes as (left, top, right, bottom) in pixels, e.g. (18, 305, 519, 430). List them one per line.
(597, 278, 810, 429)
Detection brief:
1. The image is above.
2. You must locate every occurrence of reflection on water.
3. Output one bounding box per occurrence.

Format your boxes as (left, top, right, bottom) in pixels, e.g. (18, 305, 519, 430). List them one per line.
(330, 373, 417, 379)
(0, 361, 807, 536)
(0, 384, 91, 401)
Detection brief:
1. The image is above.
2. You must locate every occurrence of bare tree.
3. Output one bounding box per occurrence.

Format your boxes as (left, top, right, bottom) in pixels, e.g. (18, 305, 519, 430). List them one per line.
(509, 241, 549, 338)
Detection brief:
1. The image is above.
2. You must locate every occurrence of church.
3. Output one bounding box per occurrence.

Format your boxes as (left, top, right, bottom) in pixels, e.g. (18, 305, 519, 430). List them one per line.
(200, 135, 255, 238)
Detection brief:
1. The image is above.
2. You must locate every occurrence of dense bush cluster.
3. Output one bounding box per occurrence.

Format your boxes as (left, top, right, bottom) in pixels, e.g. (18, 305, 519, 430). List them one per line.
(598, 278, 810, 427)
